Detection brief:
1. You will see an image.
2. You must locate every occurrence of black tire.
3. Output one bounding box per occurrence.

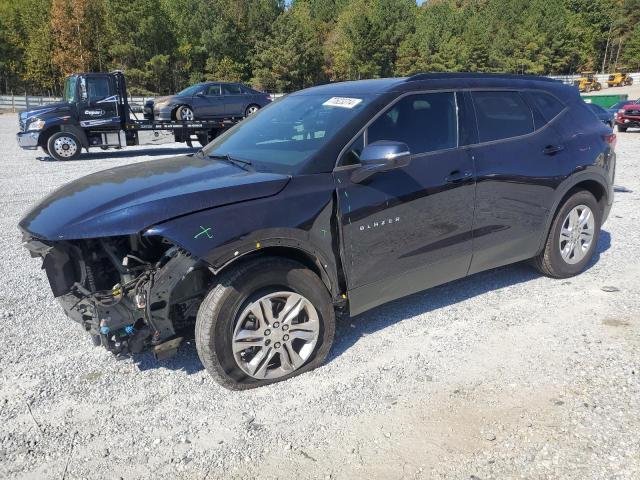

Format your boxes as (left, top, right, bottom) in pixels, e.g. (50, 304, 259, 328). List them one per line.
(47, 131, 81, 161)
(532, 190, 601, 278)
(196, 133, 210, 147)
(195, 258, 335, 390)
(245, 104, 260, 117)
(41, 146, 49, 156)
(617, 125, 627, 133)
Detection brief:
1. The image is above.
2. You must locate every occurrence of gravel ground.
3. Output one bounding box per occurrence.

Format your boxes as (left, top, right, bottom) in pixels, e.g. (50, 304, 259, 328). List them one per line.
(0, 113, 639, 480)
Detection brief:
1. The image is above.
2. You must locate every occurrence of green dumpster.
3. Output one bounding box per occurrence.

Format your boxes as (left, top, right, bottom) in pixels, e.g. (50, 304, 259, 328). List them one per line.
(581, 94, 628, 108)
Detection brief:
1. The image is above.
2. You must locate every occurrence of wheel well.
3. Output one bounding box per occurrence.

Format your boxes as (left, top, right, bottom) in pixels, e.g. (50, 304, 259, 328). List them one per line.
(215, 246, 335, 295)
(569, 180, 607, 213)
(171, 104, 190, 120)
(38, 126, 61, 148)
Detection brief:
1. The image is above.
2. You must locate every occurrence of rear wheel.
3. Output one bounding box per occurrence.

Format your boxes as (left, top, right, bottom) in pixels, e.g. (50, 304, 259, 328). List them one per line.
(532, 190, 601, 278)
(47, 132, 81, 161)
(617, 125, 627, 133)
(176, 105, 195, 121)
(195, 258, 335, 390)
(594, 82, 602, 91)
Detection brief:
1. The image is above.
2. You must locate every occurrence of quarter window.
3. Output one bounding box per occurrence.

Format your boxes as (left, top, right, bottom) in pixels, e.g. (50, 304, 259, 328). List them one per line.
(367, 92, 458, 155)
(472, 91, 534, 142)
(528, 91, 565, 123)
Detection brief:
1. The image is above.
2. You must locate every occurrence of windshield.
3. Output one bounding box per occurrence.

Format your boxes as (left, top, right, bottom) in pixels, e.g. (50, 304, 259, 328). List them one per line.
(177, 84, 205, 96)
(63, 76, 77, 103)
(203, 93, 372, 173)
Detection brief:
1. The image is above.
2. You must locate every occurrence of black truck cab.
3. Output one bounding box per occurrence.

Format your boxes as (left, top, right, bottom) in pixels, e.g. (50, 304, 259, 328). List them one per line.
(16, 71, 236, 160)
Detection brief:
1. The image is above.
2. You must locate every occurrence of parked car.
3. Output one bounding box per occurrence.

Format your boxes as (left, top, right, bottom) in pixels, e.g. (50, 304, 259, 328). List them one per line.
(587, 103, 615, 127)
(615, 101, 640, 132)
(144, 82, 272, 121)
(608, 98, 638, 115)
(20, 73, 615, 389)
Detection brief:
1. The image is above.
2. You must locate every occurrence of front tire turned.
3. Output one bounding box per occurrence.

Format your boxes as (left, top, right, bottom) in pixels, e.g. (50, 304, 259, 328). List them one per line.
(532, 190, 601, 278)
(195, 258, 336, 390)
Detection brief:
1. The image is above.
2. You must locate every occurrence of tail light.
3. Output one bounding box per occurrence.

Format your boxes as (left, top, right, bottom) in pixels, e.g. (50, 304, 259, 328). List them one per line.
(603, 133, 617, 150)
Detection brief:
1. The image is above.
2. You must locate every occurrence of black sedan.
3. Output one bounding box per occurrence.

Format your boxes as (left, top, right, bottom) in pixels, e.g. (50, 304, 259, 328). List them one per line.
(144, 82, 272, 121)
(587, 103, 615, 128)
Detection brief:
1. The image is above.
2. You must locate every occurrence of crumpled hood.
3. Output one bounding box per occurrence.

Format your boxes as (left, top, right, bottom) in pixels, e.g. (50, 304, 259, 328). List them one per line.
(19, 154, 290, 240)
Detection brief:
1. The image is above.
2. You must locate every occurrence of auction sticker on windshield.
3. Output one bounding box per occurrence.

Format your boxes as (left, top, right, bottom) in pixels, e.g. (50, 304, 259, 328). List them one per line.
(323, 97, 363, 109)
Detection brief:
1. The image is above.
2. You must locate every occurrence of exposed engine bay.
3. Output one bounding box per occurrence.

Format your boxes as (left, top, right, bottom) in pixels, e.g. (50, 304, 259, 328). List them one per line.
(23, 233, 212, 358)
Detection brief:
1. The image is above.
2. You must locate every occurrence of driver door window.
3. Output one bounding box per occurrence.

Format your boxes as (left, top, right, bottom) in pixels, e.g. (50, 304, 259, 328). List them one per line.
(84, 77, 113, 103)
(205, 84, 221, 96)
(340, 92, 458, 166)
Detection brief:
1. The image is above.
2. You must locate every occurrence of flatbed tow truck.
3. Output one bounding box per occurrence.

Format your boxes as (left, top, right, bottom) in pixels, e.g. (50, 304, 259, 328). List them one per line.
(16, 71, 242, 161)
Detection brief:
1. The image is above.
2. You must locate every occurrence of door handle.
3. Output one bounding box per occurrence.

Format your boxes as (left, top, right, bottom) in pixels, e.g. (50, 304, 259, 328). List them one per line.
(445, 170, 473, 183)
(543, 144, 565, 155)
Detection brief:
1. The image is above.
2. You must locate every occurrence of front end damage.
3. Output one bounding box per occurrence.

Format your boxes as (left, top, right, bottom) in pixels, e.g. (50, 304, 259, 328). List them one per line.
(22, 232, 212, 358)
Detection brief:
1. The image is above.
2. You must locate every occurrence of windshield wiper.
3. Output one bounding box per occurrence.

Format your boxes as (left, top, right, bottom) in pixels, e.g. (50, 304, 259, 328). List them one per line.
(208, 153, 253, 171)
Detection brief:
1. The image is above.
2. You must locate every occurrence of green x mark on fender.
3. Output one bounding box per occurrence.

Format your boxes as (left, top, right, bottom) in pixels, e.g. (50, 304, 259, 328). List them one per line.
(194, 226, 214, 239)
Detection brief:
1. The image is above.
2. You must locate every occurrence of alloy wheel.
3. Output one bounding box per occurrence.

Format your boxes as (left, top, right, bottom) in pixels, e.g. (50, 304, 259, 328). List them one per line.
(558, 204, 595, 264)
(232, 291, 320, 380)
(179, 106, 194, 121)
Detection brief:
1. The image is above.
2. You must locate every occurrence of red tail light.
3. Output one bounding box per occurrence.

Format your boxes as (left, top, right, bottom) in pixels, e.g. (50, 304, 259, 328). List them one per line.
(604, 133, 617, 150)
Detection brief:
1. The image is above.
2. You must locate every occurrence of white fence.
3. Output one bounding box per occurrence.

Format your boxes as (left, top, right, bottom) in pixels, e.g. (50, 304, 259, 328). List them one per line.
(0, 94, 153, 112)
(1, 73, 637, 112)
(548, 72, 640, 86)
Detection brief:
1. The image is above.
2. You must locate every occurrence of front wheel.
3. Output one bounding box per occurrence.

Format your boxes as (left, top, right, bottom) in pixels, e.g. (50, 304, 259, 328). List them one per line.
(532, 190, 601, 278)
(195, 258, 335, 390)
(245, 104, 260, 117)
(47, 132, 81, 161)
(176, 105, 195, 121)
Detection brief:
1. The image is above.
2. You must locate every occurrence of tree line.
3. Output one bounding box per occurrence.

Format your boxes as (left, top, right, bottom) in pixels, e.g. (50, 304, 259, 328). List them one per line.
(0, 0, 639, 96)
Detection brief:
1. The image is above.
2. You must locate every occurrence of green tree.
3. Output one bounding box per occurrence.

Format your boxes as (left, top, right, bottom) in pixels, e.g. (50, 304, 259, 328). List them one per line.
(329, 0, 416, 80)
(252, 3, 324, 91)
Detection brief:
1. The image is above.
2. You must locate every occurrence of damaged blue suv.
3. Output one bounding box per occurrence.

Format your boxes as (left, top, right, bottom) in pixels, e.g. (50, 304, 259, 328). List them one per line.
(20, 73, 616, 389)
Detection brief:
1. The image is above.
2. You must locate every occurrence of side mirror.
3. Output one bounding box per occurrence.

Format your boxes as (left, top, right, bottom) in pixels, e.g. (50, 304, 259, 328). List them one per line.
(351, 141, 411, 183)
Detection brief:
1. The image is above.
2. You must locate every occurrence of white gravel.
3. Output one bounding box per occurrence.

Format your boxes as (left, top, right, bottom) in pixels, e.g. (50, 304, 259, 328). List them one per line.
(0, 113, 639, 480)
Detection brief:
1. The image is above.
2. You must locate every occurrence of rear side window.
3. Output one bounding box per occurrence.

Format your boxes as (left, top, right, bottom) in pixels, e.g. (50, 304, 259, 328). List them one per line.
(222, 84, 242, 95)
(472, 91, 534, 142)
(367, 92, 458, 155)
(528, 91, 565, 123)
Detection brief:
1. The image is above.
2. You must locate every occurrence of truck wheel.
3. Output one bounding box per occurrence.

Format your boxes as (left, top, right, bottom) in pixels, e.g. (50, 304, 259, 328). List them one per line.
(245, 104, 260, 116)
(195, 258, 335, 390)
(47, 132, 81, 161)
(176, 105, 194, 121)
(532, 190, 601, 278)
(594, 82, 602, 91)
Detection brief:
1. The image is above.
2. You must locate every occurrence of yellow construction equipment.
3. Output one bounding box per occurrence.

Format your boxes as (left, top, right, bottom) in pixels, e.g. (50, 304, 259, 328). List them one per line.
(573, 72, 602, 92)
(607, 72, 634, 88)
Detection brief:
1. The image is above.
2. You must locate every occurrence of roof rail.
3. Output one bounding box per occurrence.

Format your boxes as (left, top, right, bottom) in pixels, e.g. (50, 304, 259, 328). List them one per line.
(406, 72, 558, 83)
